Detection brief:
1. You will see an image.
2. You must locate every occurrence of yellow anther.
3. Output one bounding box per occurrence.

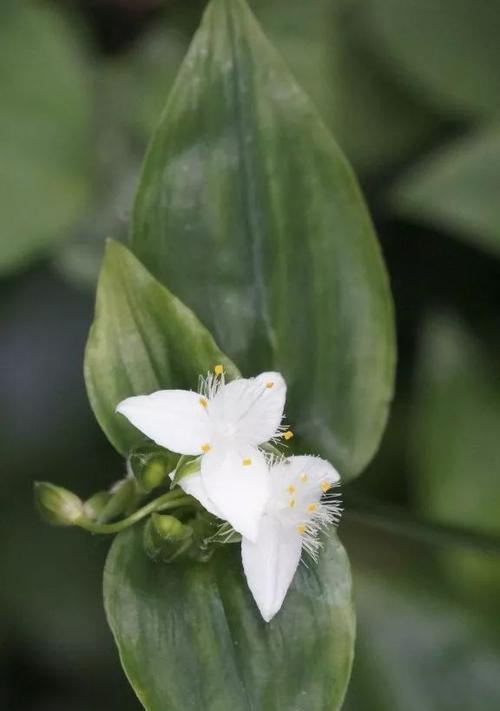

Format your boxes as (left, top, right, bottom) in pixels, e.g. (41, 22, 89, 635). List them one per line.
(242, 458, 252, 466)
(307, 503, 317, 513)
(287, 485, 296, 495)
(300, 473, 308, 483)
(265, 381, 274, 389)
(283, 430, 294, 441)
(288, 498, 296, 508)
(214, 364, 224, 376)
(199, 397, 208, 408)
(321, 481, 331, 493)
(297, 524, 306, 535)
(201, 443, 211, 453)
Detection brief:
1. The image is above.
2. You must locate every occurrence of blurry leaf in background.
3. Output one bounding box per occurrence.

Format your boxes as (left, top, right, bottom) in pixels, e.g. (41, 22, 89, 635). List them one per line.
(359, 0, 500, 118)
(411, 315, 500, 605)
(343, 524, 500, 711)
(0, 269, 133, 705)
(253, 0, 438, 176)
(0, 0, 92, 274)
(85, 240, 239, 455)
(131, 0, 396, 480)
(105, 525, 354, 711)
(391, 126, 500, 259)
(53, 23, 189, 291)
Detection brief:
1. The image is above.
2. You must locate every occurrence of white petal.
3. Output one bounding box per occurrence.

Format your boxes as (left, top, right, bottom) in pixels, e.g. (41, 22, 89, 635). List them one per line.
(116, 390, 210, 455)
(200, 445, 269, 541)
(272, 455, 340, 488)
(176, 473, 224, 519)
(209, 371, 286, 445)
(241, 515, 302, 622)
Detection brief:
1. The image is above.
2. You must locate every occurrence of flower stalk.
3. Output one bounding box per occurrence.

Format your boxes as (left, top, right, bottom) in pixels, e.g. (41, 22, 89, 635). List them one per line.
(77, 490, 195, 535)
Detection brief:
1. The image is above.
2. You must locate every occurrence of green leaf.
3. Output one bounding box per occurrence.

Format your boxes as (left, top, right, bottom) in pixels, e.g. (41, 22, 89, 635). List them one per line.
(131, 0, 395, 480)
(0, 0, 92, 274)
(391, 126, 500, 258)
(104, 525, 355, 711)
(410, 315, 500, 605)
(84, 240, 239, 455)
(360, 0, 500, 118)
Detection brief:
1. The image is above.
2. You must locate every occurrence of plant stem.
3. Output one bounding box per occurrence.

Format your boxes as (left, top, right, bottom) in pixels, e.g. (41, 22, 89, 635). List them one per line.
(77, 490, 194, 535)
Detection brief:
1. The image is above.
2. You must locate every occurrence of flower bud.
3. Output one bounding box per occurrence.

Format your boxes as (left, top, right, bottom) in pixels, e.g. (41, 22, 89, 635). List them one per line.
(129, 444, 176, 493)
(83, 491, 112, 521)
(34, 482, 84, 527)
(98, 477, 138, 523)
(143, 513, 193, 563)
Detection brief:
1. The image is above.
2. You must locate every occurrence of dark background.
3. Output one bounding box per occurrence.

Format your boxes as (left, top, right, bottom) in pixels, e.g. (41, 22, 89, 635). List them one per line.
(1, 1, 500, 709)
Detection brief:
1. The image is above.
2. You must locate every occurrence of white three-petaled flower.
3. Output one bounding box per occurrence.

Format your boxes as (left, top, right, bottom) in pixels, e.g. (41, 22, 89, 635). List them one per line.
(116, 369, 287, 540)
(241, 455, 341, 622)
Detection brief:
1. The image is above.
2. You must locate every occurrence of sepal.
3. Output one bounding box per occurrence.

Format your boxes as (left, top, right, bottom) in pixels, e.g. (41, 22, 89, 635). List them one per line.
(143, 514, 193, 563)
(34, 482, 84, 527)
(129, 442, 177, 493)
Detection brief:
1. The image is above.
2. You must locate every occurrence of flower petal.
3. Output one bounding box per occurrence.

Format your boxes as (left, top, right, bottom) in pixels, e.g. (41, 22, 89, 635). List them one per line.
(200, 445, 269, 541)
(209, 371, 286, 445)
(241, 515, 302, 622)
(272, 454, 340, 489)
(176, 473, 224, 519)
(116, 390, 210, 455)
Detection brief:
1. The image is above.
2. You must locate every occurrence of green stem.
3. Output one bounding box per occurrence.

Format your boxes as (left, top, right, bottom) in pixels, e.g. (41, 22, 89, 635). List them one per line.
(78, 490, 194, 535)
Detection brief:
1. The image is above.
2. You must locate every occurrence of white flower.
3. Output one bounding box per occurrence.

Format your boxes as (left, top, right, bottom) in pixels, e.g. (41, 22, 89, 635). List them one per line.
(241, 455, 341, 622)
(116, 367, 288, 540)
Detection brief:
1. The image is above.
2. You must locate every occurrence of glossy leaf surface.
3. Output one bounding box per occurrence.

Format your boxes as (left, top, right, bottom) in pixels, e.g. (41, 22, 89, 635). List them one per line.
(131, 0, 395, 479)
(85, 240, 239, 455)
(104, 525, 355, 711)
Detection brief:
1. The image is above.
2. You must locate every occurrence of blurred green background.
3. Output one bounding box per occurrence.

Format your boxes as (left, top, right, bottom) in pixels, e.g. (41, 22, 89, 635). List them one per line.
(1, 0, 500, 708)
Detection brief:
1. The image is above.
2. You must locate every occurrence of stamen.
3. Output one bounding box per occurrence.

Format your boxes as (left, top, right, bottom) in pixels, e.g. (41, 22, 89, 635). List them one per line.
(214, 364, 224, 376)
(242, 458, 252, 466)
(287, 485, 296, 495)
(201, 443, 211, 453)
(199, 397, 208, 408)
(265, 381, 274, 389)
(307, 503, 317, 513)
(300, 473, 308, 483)
(283, 430, 294, 441)
(297, 524, 306, 535)
(288, 498, 296, 508)
(321, 481, 331, 493)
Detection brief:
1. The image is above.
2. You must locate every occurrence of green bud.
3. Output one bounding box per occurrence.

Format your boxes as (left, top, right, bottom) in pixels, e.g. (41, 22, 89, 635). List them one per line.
(129, 444, 176, 493)
(98, 477, 138, 523)
(34, 482, 84, 527)
(143, 514, 193, 563)
(83, 491, 112, 520)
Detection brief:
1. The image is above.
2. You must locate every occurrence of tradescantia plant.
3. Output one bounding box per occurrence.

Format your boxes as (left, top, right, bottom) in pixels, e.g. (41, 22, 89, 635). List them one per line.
(34, 0, 395, 709)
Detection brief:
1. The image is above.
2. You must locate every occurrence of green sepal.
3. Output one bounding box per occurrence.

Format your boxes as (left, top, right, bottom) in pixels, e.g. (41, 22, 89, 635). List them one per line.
(129, 442, 178, 493)
(143, 514, 194, 563)
(83, 491, 112, 521)
(34, 482, 84, 527)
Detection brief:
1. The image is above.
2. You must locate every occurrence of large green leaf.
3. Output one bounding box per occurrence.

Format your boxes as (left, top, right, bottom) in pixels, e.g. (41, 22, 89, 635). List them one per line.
(84, 240, 239, 455)
(0, 0, 91, 274)
(391, 126, 500, 258)
(131, 0, 395, 480)
(104, 525, 355, 711)
(360, 0, 500, 118)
